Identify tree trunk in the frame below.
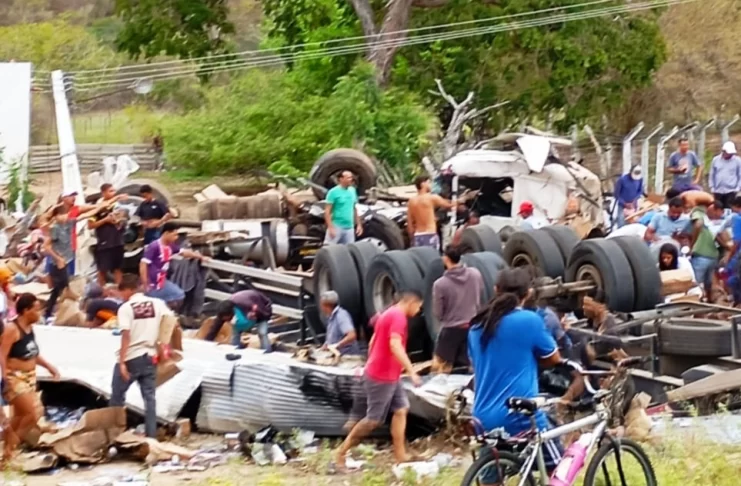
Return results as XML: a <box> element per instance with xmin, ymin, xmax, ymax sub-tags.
<box><xmin>368</xmin><ymin>0</ymin><xmax>415</xmax><ymax>85</ymax></box>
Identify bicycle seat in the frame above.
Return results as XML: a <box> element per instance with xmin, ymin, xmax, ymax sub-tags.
<box><xmin>507</xmin><ymin>397</ymin><xmax>539</xmax><ymax>415</ymax></box>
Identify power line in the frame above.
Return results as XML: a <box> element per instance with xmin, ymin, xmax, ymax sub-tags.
<box><xmin>56</xmin><ymin>0</ymin><xmax>692</xmax><ymax>92</ymax></box>
<box><xmin>34</xmin><ymin>0</ymin><xmax>619</xmax><ymax>78</ymax></box>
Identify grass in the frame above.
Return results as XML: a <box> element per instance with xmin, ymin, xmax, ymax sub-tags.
<box><xmin>71</xmin><ymin>106</ymin><xmax>164</xmax><ymax>144</ymax></box>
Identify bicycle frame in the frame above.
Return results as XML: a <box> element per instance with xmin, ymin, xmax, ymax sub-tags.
<box><xmin>514</xmin><ymin>407</ymin><xmax>609</xmax><ymax>486</ymax></box>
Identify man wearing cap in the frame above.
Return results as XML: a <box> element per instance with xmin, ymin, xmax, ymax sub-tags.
<box><xmin>518</xmin><ymin>201</ymin><xmax>548</xmax><ymax>230</ymax></box>
<box><xmin>614</xmin><ymin>165</ymin><xmax>644</xmax><ymax>228</ymax></box>
<box><xmin>709</xmin><ymin>141</ymin><xmax>741</xmax><ymax>209</ymax></box>
<box><xmin>320</xmin><ymin>291</ymin><xmax>359</xmax><ymax>355</ymax></box>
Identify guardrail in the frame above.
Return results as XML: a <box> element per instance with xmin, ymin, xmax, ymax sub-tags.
<box><xmin>29</xmin><ymin>144</ymin><xmax>158</xmax><ymax>174</ymax></box>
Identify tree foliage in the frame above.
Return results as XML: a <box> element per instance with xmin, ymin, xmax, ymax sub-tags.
<box><xmin>114</xmin><ymin>0</ymin><xmax>235</xmax><ymax>60</ymax></box>
<box><xmin>263</xmin><ymin>0</ymin><xmax>667</xmax><ymax>130</ymax></box>
<box><xmin>162</xmin><ymin>63</ymin><xmax>435</xmax><ymax>176</ymax></box>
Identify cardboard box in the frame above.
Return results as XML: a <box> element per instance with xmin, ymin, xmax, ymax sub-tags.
<box><xmin>660</xmin><ymin>269</ymin><xmax>695</xmax><ymax>296</ymax></box>
<box><xmin>156</xmin><ymin>350</ymin><xmax>183</xmax><ymax>387</ymax></box>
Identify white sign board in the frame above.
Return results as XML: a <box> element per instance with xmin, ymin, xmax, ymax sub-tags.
<box><xmin>0</xmin><ymin>63</ymin><xmax>32</xmax><ymax>184</ymax></box>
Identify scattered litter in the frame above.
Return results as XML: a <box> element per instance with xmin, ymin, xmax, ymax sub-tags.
<box><xmin>392</xmin><ymin>453</ymin><xmax>458</xmax><ymax>481</ymax></box>
<box><xmin>45</xmin><ymin>406</ymin><xmax>87</xmax><ymax>429</ymax></box>
<box><xmin>345</xmin><ymin>458</ymin><xmax>365</xmax><ymax>470</ymax></box>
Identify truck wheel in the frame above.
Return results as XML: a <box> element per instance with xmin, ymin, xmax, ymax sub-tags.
<box><xmin>503</xmin><ymin>230</ymin><xmax>564</xmax><ymax>278</ymax></box>
<box><xmin>541</xmin><ymin>226</ymin><xmax>580</xmax><ymax>267</ymax></box>
<box><xmin>309</xmin><ymin>149</ymin><xmax>377</xmax><ymax>199</ymax></box>
<box><xmin>459</xmin><ymin>225</ymin><xmax>503</xmax><ymax>256</ymax></box>
<box><xmin>642</xmin><ymin>319</ymin><xmax>734</xmax><ymax>356</ymax></box>
<box><xmin>566</xmin><ymin>239</ymin><xmax>635</xmax><ymax>313</ymax></box>
<box><xmin>364</xmin><ymin>251</ymin><xmax>424</xmax><ymax>319</ymax></box>
<box><xmin>407</xmin><ymin>247</ymin><xmax>442</xmax><ymax>275</ymax></box>
<box><xmin>422</xmin><ymin>258</ymin><xmax>446</xmax><ymax>341</ymax></box>
<box><xmin>361</xmin><ymin>214</ymin><xmax>405</xmax><ymax>251</ymax></box>
<box><xmin>611</xmin><ymin>236</ymin><xmax>662</xmax><ymax>311</ymax></box>
<box><xmin>462</xmin><ymin>252</ymin><xmax>508</xmax><ymax>304</ymax></box>
<box><xmin>348</xmin><ymin>241</ymin><xmax>383</xmax><ymax>324</ymax></box>
<box><xmin>498</xmin><ymin>225</ymin><xmax>517</xmax><ymax>245</ymax></box>
<box><xmin>314</xmin><ymin>245</ymin><xmax>363</xmax><ymax>327</ymax></box>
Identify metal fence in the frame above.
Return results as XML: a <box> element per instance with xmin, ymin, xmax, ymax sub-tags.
<box><xmin>29</xmin><ymin>144</ymin><xmax>158</xmax><ymax>174</ymax></box>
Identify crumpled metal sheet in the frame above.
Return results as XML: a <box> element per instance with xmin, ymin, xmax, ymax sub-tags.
<box><xmin>196</xmin><ymin>349</ymin><xmax>468</xmax><ymax>435</ymax></box>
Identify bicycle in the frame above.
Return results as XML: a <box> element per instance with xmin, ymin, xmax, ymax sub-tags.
<box><xmin>459</xmin><ymin>356</ymin><xmax>657</xmax><ymax>486</ymax></box>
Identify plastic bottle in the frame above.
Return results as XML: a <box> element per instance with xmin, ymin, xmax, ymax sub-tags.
<box><xmin>549</xmin><ymin>432</ymin><xmax>593</xmax><ymax>486</ymax></box>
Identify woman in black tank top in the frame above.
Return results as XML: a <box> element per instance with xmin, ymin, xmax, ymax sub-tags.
<box><xmin>0</xmin><ymin>294</ymin><xmax>59</xmax><ymax>462</ymax></box>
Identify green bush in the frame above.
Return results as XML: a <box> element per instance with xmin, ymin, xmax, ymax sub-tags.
<box><xmin>162</xmin><ymin>63</ymin><xmax>435</xmax><ymax>177</ymax></box>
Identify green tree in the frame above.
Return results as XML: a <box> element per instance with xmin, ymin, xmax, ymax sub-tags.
<box><xmin>162</xmin><ymin>63</ymin><xmax>435</xmax><ymax>176</ymax></box>
<box><xmin>263</xmin><ymin>0</ymin><xmax>666</xmax><ymax>130</ymax></box>
<box><xmin>114</xmin><ymin>0</ymin><xmax>235</xmax><ymax>60</ymax></box>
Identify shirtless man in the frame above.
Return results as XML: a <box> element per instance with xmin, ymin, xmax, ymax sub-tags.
<box><xmin>407</xmin><ymin>175</ymin><xmax>465</xmax><ymax>249</ymax></box>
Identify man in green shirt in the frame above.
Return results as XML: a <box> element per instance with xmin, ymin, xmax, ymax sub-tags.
<box><xmin>324</xmin><ymin>171</ymin><xmax>363</xmax><ymax>245</ymax></box>
<box><xmin>690</xmin><ymin>203</ymin><xmax>720</xmax><ymax>301</ymax></box>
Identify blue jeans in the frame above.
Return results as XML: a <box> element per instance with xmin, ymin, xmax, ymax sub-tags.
<box><xmin>691</xmin><ymin>255</ymin><xmax>716</xmax><ymax>290</ymax></box>
<box><xmin>145</xmin><ymin>280</ymin><xmax>185</xmax><ymax>303</ymax></box>
<box><xmin>110</xmin><ymin>354</ymin><xmax>156</xmax><ymax>438</ymax></box>
<box><xmin>232</xmin><ymin>320</ymin><xmax>272</xmax><ymax>352</ymax></box>
<box><xmin>143</xmin><ymin>228</ymin><xmax>162</xmax><ymax>245</ymax></box>
<box><xmin>324</xmin><ymin>228</ymin><xmax>355</xmax><ymax>245</ymax></box>
<box><xmin>46</xmin><ymin>257</ymin><xmax>75</xmax><ymax>276</ymax></box>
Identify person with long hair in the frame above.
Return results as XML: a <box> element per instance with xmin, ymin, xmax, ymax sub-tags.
<box><xmin>467</xmin><ymin>268</ymin><xmax>563</xmax><ymax>484</ymax></box>
<box><xmin>0</xmin><ymin>293</ymin><xmax>59</xmax><ymax>461</ymax></box>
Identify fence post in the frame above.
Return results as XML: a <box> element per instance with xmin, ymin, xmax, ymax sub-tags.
<box><xmin>722</xmin><ymin>114</ymin><xmax>740</xmax><ymax>144</ymax></box>
<box><xmin>641</xmin><ymin>123</ymin><xmax>663</xmax><ymax>193</ymax></box>
<box><xmin>697</xmin><ymin>118</ymin><xmax>716</xmax><ymax>168</ymax></box>
<box><xmin>622</xmin><ymin>122</ymin><xmax>644</xmax><ymax>175</ymax></box>
<box><xmin>655</xmin><ymin>126</ymin><xmax>680</xmax><ymax>195</ymax></box>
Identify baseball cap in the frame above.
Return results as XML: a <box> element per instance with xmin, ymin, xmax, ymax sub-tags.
<box><xmin>723</xmin><ymin>141</ymin><xmax>737</xmax><ymax>155</ymax></box>
<box><xmin>62</xmin><ymin>189</ymin><xmax>78</xmax><ymax>198</ymax></box>
<box><xmin>518</xmin><ymin>201</ymin><xmax>534</xmax><ymax>215</ymax></box>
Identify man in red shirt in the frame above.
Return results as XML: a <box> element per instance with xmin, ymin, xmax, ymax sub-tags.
<box><xmin>333</xmin><ymin>291</ymin><xmax>423</xmax><ymax>469</ymax></box>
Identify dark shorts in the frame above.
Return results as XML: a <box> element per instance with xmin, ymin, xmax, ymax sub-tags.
<box><xmin>434</xmin><ymin>326</ymin><xmax>470</xmax><ymax>369</ymax></box>
<box><xmin>350</xmin><ymin>375</ymin><xmax>409</xmax><ymax>423</ymax></box>
<box><xmin>413</xmin><ymin>233</ymin><xmax>440</xmax><ymax>250</ymax></box>
<box><xmin>714</xmin><ymin>192</ymin><xmax>736</xmax><ymax>209</ymax></box>
<box><xmin>478</xmin><ymin>432</ymin><xmax>563</xmax><ymax>483</ymax></box>
<box><xmin>95</xmin><ymin>246</ymin><xmax>124</xmax><ymax>273</ymax></box>
<box><xmin>46</xmin><ymin>257</ymin><xmax>75</xmax><ymax>276</ymax></box>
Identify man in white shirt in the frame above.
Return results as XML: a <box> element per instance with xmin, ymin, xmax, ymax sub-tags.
<box><xmin>110</xmin><ymin>274</ymin><xmax>172</xmax><ymax>438</ymax></box>
<box><xmin>517</xmin><ymin>201</ymin><xmax>548</xmax><ymax>230</ymax></box>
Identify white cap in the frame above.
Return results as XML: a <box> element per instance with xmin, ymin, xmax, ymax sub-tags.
<box><xmin>62</xmin><ymin>189</ymin><xmax>78</xmax><ymax>197</ymax></box>
<box><xmin>723</xmin><ymin>141</ymin><xmax>737</xmax><ymax>155</ymax></box>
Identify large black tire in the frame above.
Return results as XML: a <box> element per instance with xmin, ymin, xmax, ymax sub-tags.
<box><xmin>611</xmin><ymin>236</ymin><xmax>662</xmax><ymax>311</ymax></box>
<box><xmin>364</xmin><ymin>251</ymin><xmax>424</xmax><ymax>319</ymax></box>
<box><xmin>460</xmin><ymin>449</ymin><xmax>535</xmax><ymax>486</ymax></box>
<box><xmin>566</xmin><ymin>239</ymin><xmax>635</xmax><ymax>313</ymax></box>
<box><xmin>503</xmin><ymin>230</ymin><xmax>565</xmax><ymax>278</ymax></box>
<box><xmin>117</xmin><ymin>178</ymin><xmax>174</xmax><ymax>206</ymax></box>
<box><xmin>313</xmin><ymin>245</ymin><xmax>363</xmax><ymax>327</ymax></box>
<box><xmin>541</xmin><ymin>226</ymin><xmax>580</xmax><ymax>266</ymax></box>
<box><xmin>360</xmin><ymin>214</ymin><xmax>406</xmax><ymax>251</ymax></box>
<box><xmin>458</xmin><ymin>225</ymin><xmax>503</xmax><ymax>256</ymax></box>
<box><xmin>422</xmin><ymin>258</ymin><xmax>446</xmax><ymax>341</ymax></box>
<box><xmin>309</xmin><ymin>149</ymin><xmax>377</xmax><ymax>199</ymax></box>
<box><xmin>407</xmin><ymin>247</ymin><xmax>442</xmax><ymax>276</ymax></box>
<box><xmin>642</xmin><ymin>319</ymin><xmax>734</xmax><ymax>356</ymax></box>
<box><xmin>498</xmin><ymin>225</ymin><xmax>517</xmax><ymax>245</ymax></box>
<box><xmin>583</xmin><ymin>438</ymin><xmax>657</xmax><ymax>486</ymax></box>
<box><xmin>348</xmin><ymin>241</ymin><xmax>383</xmax><ymax>325</ymax></box>
<box><xmin>462</xmin><ymin>252</ymin><xmax>508</xmax><ymax>304</ymax></box>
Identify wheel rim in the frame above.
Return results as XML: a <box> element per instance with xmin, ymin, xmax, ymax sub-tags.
<box><xmin>372</xmin><ymin>272</ymin><xmax>396</xmax><ymax>313</ymax></box>
<box><xmin>511</xmin><ymin>252</ymin><xmax>535</xmax><ymax>268</ymax></box>
<box><xmin>317</xmin><ymin>266</ymin><xmax>331</xmax><ymax>296</ymax></box>
<box><xmin>361</xmin><ymin>237</ymin><xmax>388</xmax><ymax>252</ymax></box>
<box><xmin>575</xmin><ymin>263</ymin><xmax>604</xmax><ymax>290</ymax></box>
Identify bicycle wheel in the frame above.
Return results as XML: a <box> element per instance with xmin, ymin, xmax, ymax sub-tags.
<box><xmin>460</xmin><ymin>448</ymin><xmax>536</xmax><ymax>486</ymax></box>
<box><xmin>583</xmin><ymin>438</ymin><xmax>657</xmax><ymax>486</ymax></box>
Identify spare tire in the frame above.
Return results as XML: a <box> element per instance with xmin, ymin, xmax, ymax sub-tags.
<box><xmin>541</xmin><ymin>226</ymin><xmax>580</xmax><ymax>266</ymax></box>
<box><xmin>361</xmin><ymin>214</ymin><xmax>405</xmax><ymax>251</ymax></box>
<box><xmin>309</xmin><ymin>149</ymin><xmax>377</xmax><ymax>199</ymax></box>
<box><xmin>611</xmin><ymin>236</ymin><xmax>662</xmax><ymax>311</ymax></box>
<box><xmin>566</xmin><ymin>239</ymin><xmax>635</xmax><ymax>313</ymax></box>
<box><xmin>364</xmin><ymin>251</ymin><xmax>424</xmax><ymax>319</ymax></box>
<box><xmin>313</xmin><ymin>245</ymin><xmax>363</xmax><ymax>327</ymax></box>
<box><xmin>459</xmin><ymin>225</ymin><xmax>503</xmax><ymax>256</ymax></box>
<box><xmin>642</xmin><ymin>319</ymin><xmax>734</xmax><ymax>356</ymax></box>
<box><xmin>503</xmin><ymin>230</ymin><xmax>564</xmax><ymax>278</ymax></box>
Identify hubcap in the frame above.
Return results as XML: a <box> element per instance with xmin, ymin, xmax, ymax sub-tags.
<box><xmin>372</xmin><ymin>272</ymin><xmax>396</xmax><ymax>313</ymax></box>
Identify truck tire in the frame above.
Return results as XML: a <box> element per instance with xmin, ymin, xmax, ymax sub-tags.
<box><xmin>498</xmin><ymin>225</ymin><xmax>517</xmax><ymax>245</ymax></box>
<box><xmin>407</xmin><ymin>247</ymin><xmax>442</xmax><ymax>276</ymax></box>
<box><xmin>361</xmin><ymin>214</ymin><xmax>405</xmax><ymax>251</ymax></box>
<box><xmin>462</xmin><ymin>252</ymin><xmax>508</xmax><ymax>304</ymax></box>
<box><xmin>422</xmin><ymin>259</ymin><xmax>446</xmax><ymax>341</ymax></box>
<box><xmin>458</xmin><ymin>225</ymin><xmax>503</xmax><ymax>256</ymax></box>
<box><xmin>566</xmin><ymin>239</ymin><xmax>635</xmax><ymax>313</ymax></box>
<box><xmin>642</xmin><ymin>319</ymin><xmax>734</xmax><ymax>356</ymax></box>
<box><xmin>313</xmin><ymin>245</ymin><xmax>363</xmax><ymax>327</ymax></box>
<box><xmin>309</xmin><ymin>149</ymin><xmax>377</xmax><ymax>199</ymax></box>
<box><xmin>364</xmin><ymin>251</ymin><xmax>424</xmax><ymax>319</ymax></box>
<box><xmin>611</xmin><ymin>236</ymin><xmax>662</xmax><ymax>311</ymax></box>
<box><xmin>541</xmin><ymin>226</ymin><xmax>580</xmax><ymax>266</ymax></box>
<box><xmin>118</xmin><ymin>179</ymin><xmax>174</xmax><ymax>206</ymax></box>
<box><xmin>348</xmin><ymin>241</ymin><xmax>383</xmax><ymax>323</ymax></box>
<box><xmin>503</xmin><ymin>230</ymin><xmax>564</xmax><ymax>278</ymax></box>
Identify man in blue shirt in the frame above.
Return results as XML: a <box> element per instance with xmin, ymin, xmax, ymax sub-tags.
<box><xmin>324</xmin><ymin>171</ymin><xmax>363</xmax><ymax>245</ymax></box>
<box><xmin>643</xmin><ymin>197</ymin><xmax>690</xmax><ymax>243</ymax></box>
<box><xmin>320</xmin><ymin>291</ymin><xmax>359</xmax><ymax>355</ymax></box>
<box><xmin>667</xmin><ymin>137</ymin><xmax>703</xmax><ymax>192</ymax></box>
<box><xmin>724</xmin><ymin>197</ymin><xmax>741</xmax><ymax>304</ymax></box>
<box><xmin>468</xmin><ymin>268</ymin><xmax>563</xmax><ymax>483</ymax></box>
<box><xmin>613</xmin><ymin>165</ymin><xmax>644</xmax><ymax>228</ymax></box>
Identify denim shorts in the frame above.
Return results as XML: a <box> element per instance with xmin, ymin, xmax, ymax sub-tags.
<box><xmin>324</xmin><ymin>228</ymin><xmax>355</xmax><ymax>245</ymax></box>
<box><xmin>691</xmin><ymin>255</ymin><xmax>716</xmax><ymax>288</ymax></box>
<box><xmin>145</xmin><ymin>280</ymin><xmax>185</xmax><ymax>303</ymax></box>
